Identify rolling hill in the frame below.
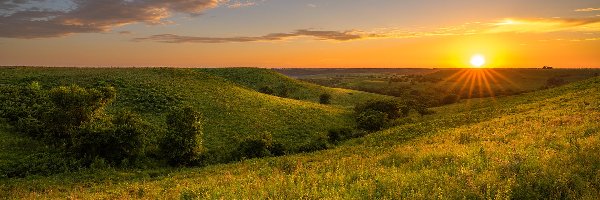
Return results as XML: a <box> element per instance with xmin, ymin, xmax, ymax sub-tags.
<box><xmin>1</xmin><ymin>70</ymin><xmax>598</xmax><ymax>199</ymax></box>
<box><xmin>0</xmin><ymin>67</ymin><xmax>387</xmax><ymax>163</ymax></box>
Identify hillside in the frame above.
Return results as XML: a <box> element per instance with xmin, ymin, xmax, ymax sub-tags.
<box><xmin>0</xmin><ymin>67</ymin><xmax>386</xmax><ymax>162</ymax></box>
<box><xmin>198</xmin><ymin>68</ymin><xmax>389</xmax><ymax>107</ymax></box>
<box><xmin>2</xmin><ymin>73</ymin><xmax>598</xmax><ymax>198</ymax></box>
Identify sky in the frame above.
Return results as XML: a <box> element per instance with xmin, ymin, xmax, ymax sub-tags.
<box><xmin>0</xmin><ymin>0</ymin><xmax>599</xmax><ymax>68</ymax></box>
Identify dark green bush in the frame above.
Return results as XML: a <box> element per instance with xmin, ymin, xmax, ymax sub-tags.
<box><xmin>258</xmin><ymin>86</ymin><xmax>275</xmax><ymax>95</ymax></box>
<box><xmin>319</xmin><ymin>93</ymin><xmax>332</xmax><ymax>104</ymax></box>
<box><xmin>440</xmin><ymin>93</ymin><xmax>460</xmax><ymax>105</ymax></box>
<box><xmin>160</xmin><ymin>106</ymin><xmax>204</xmax><ymax>166</ymax></box>
<box><xmin>298</xmin><ymin>134</ymin><xmax>329</xmax><ymax>153</ymax></box>
<box><xmin>0</xmin><ymin>152</ymin><xmax>82</xmax><ymax>178</ymax></box>
<box><xmin>75</xmin><ymin>111</ymin><xmax>150</xmax><ymax>165</ymax></box>
<box><xmin>355</xmin><ymin>100</ymin><xmax>403</xmax><ymax>119</ymax></box>
<box><xmin>235</xmin><ymin>134</ymin><xmax>286</xmax><ymax>160</ymax></box>
<box><xmin>356</xmin><ymin>110</ymin><xmax>388</xmax><ymax>131</ymax></box>
<box><xmin>327</xmin><ymin>127</ymin><xmax>355</xmax><ymax>144</ymax></box>
<box><xmin>46</xmin><ymin>85</ymin><xmax>116</xmax><ymax>147</ymax></box>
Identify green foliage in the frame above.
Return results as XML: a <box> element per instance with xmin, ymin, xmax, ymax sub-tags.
<box><xmin>356</xmin><ymin>110</ymin><xmax>388</xmax><ymax>131</ymax></box>
<box><xmin>327</xmin><ymin>127</ymin><xmax>357</xmax><ymax>144</ymax></box>
<box><xmin>440</xmin><ymin>93</ymin><xmax>460</xmax><ymax>105</ymax></box>
<box><xmin>45</xmin><ymin>85</ymin><xmax>116</xmax><ymax>146</ymax></box>
<box><xmin>75</xmin><ymin>111</ymin><xmax>150</xmax><ymax>165</ymax></box>
<box><xmin>235</xmin><ymin>134</ymin><xmax>287</xmax><ymax>160</ymax></box>
<box><xmin>258</xmin><ymin>85</ymin><xmax>275</xmax><ymax>95</ymax></box>
<box><xmin>160</xmin><ymin>106</ymin><xmax>204</xmax><ymax>166</ymax></box>
<box><xmin>319</xmin><ymin>93</ymin><xmax>331</xmax><ymax>104</ymax></box>
<box><xmin>545</xmin><ymin>77</ymin><xmax>566</xmax><ymax>88</ymax></box>
<box><xmin>355</xmin><ymin>100</ymin><xmax>403</xmax><ymax>119</ymax></box>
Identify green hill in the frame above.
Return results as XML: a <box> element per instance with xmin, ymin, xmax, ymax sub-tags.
<box><xmin>1</xmin><ymin>69</ymin><xmax>599</xmax><ymax>199</ymax></box>
<box><xmin>0</xmin><ymin>67</ymin><xmax>386</xmax><ymax>162</ymax></box>
<box><xmin>198</xmin><ymin>68</ymin><xmax>387</xmax><ymax>107</ymax></box>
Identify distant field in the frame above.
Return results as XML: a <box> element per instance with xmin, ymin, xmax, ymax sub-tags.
<box><xmin>1</xmin><ymin>72</ymin><xmax>598</xmax><ymax>199</ymax></box>
<box><xmin>298</xmin><ymin>68</ymin><xmax>600</xmax><ymax>104</ymax></box>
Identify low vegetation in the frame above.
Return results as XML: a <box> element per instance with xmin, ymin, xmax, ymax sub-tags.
<box><xmin>0</xmin><ymin>67</ymin><xmax>599</xmax><ymax>199</ymax></box>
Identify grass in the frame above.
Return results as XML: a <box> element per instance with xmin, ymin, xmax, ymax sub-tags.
<box><xmin>0</xmin><ymin>67</ymin><xmax>387</xmax><ymax>162</ymax></box>
<box><xmin>1</xmin><ymin>70</ymin><xmax>598</xmax><ymax>199</ymax></box>
<box><xmin>301</xmin><ymin>68</ymin><xmax>600</xmax><ymax>99</ymax></box>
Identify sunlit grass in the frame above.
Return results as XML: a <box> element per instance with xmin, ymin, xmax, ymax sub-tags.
<box><xmin>1</xmin><ymin>73</ymin><xmax>598</xmax><ymax>199</ymax></box>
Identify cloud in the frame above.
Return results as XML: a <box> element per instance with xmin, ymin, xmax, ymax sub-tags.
<box><xmin>133</xmin><ymin>17</ymin><xmax>600</xmax><ymax>44</ymax></box>
<box><xmin>133</xmin><ymin>29</ymin><xmax>371</xmax><ymax>43</ymax></box>
<box><xmin>226</xmin><ymin>0</ymin><xmax>256</xmax><ymax>8</ymax></box>
<box><xmin>575</xmin><ymin>8</ymin><xmax>600</xmax><ymax>12</ymax></box>
<box><xmin>0</xmin><ymin>0</ymin><xmax>224</xmax><ymax>38</ymax></box>
<box><xmin>486</xmin><ymin>18</ymin><xmax>600</xmax><ymax>33</ymax></box>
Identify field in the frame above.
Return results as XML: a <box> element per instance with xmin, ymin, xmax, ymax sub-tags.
<box><xmin>296</xmin><ymin>68</ymin><xmax>600</xmax><ymax>103</ymax></box>
<box><xmin>0</xmin><ymin>67</ymin><xmax>599</xmax><ymax>199</ymax></box>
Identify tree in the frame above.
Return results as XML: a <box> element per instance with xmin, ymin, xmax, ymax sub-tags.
<box><xmin>356</xmin><ymin>110</ymin><xmax>388</xmax><ymax>131</ymax></box>
<box><xmin>355</xmin><ymin>100</ymin><xmax>403</xmax><ymax>119</ymax></box>
<box><xmin>258</xmin><ymin>86</ymin><xmax>275</xmax><ymax>95</ymax></box>
<box><xmin>160</xmin><ymin>106</ymin><xmax>204</xmax><ymax>166</ymax></box>
<box><xmin>319</xmin><ymin>93</ymin><xmax>331</xmax><ymax>104</ymax></box>
<box><xmin>440</xmin><ymin>93</ymin><xmax>460</xmax><ymax>105</ymax></box>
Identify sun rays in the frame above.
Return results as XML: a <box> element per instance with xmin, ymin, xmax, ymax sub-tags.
<box><xmin>439</xmin><ymin>69</ymin><xmax>521</xmax><ymax>100</ymax></box>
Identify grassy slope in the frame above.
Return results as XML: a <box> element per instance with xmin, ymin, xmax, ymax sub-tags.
<box><xmin>199</xmin><ymin>68</ymin><xmax>388</xmax><ymax>107</ymax></box>
<box><xmin>0</xmin><ymin>68</ymin><xmax>385</xmax><ymax>159</ymax></box>
<box><xmin>2</xmin><ymin>75</ymin><xmax>599</xmax><ymax>198</ymax></box>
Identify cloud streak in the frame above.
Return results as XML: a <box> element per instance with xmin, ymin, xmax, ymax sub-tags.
<box><xmin>134</xmin><ymin>17</ymin><xmax>600</xmax><ymax>44</ymax></box>
<box><xmin>133</xmin><ymin>29</ymin><xmax>372</xmax><ymax>43</ymax></box>
<box><xmin>575</xmin><ymin>8</ymin><xmax>600</xmax><ymax>12</ymax></box>
<box><xmin>0</xmin><ymin>0</ymin><xmax>235</xmax><ymax>38</ymax></box>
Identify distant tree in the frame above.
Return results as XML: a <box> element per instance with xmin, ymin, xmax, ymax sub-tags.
<box><xmin>355</xmin><ymin>100</ymin><xmax>403</xmax><ymax>119</ymax></box>
<box><xmin>258</xmin><ymin>86</ymin><xmax>275</xmax><ymax>95</ymax></box>
<box><xmin>356</xmin><ymin>110</ymin><xmax>388</xmax><ymax>131</ymax></box>
<box><xmin>440</xmin><ymin>94</ymin><xmax>461</xmax><ymax>105</ymax></box>
<box><xmin>319</xmin><ymin>93</ymin><xmax>331</xmax><ymax>104</ymax></box>
<box><xmin>545</xmin><ymin>77</ymin><xmax>565</xmax><ymax>88</ymax></box>
<box><xmin>160</xmin><ymin>106</ymin><xmax>204</xmax><ymax>166</ymax></box>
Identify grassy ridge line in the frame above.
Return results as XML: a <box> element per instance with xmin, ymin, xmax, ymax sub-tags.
<box><xmin>2</xmin><ymin>77</ymin><xmax>598</xmax><ymax>198</ymax></box>
<box><xmin>198</xmin><ymin>68</ymin><xmax>391</xmax><ymax>107</ymax></box>
<box><xmin>0</xmin><ymin>67</ymin><xmax>364</xmax><ymax>160</ymax></box>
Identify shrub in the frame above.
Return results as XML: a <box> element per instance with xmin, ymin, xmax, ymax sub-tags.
<box><xmin>160</xmin><ymin>106</ymin><xmax>204</xmax><ymax>166</ymax></box>
<box><xmin>235</xmin><ymin>134</ymin><xmax>286</xmax><ymax>160</ymax></box>
<box><xmin>319</xmin><ymin>93</ymin><xmax>332</xmax><ymax>104</ymax></box>
<box><xmin>46</xmin><ymin>85</ymin><xmax>116</xmax><ymax>146</ymax></box>
<box><xmin>355</xmin><ymin>100</ymin><xmax>403</xmax><ymax>120</ymax></box>
<box><xmin>545</xmin><ymin>77</ymin><xmax>565</xmax><ymax>88</ymax></box>
<box><xmin>327</xmin><ymin>127</ymin><xmax>354</xmax><ymax>144</ymax></box>
<box><xmin>75</xmin><ymin>111</ymin><xmax>150</xmax><ymax>165</ymax></box>
<box><xmin>356</xmin><ymin>110</ymin><xmax>388</xmax><ymax>131</ymax></box>
<box><xmin>440</xmin><ymin>93</ymin><xmax>460</xmax><ymax>105</ymax></box>
<box><xmin>258</xmin><ymin>86</ymin><xmax>275</xmax><ymax>95</ymax></box>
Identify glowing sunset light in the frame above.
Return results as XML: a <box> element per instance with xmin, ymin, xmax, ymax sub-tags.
<box><xmin>470</xmin><ymin>54</ymin><xmax>486</xmax><ymax>68</ymax></box>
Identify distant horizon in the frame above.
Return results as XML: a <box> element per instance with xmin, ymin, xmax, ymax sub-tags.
<box><xmin>1</xmin><ymin>66</ymin><xmax>599</xmax><ymax>69</ymax></box>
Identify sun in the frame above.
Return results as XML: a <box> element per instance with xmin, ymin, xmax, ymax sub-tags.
<box><xmin>470</xmin><ymin>54</ymin><xmax>486</xmax><ymax>68</ymax></box>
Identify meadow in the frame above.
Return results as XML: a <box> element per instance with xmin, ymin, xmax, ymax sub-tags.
<box><xmin>298</xmin><ymin>68</ymin><xmax>600</xmax><ymax>105</ymax></box>
<box><xmin>0</xmin><ymin>67</ymin><xmax>599</xmax><ymax>199</ymax></box>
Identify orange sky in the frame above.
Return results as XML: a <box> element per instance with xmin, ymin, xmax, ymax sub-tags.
<box><xmin>1</xmin><ymin>1</ymin><xmax>599</xmax><ymax>68</ymax></box>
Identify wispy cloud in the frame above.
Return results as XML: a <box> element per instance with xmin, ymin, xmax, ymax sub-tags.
<box><xmin>575</xmin><ymin>8</ymin><xmax>600</xmax><ymax>12</ymax></box>
<box><xmin>487</xmin><ymin>18</ymin><xmax>600</xmax><ymax>33</ymax></box>
<box><xmin>225</xmin><ymin>0</ymin><xmax>258</xmax><ymax>8</ymax></box>
<box><xmin>133</xmin><ymin>29</ymin><xmax>373</xmax><ymax>43</ymax></box>
<box><xmin>134</xmin><ymin>17</ymin><xmax>600</xmax><ymax>44</ymax></box>
<box><xmin>0</xmin><ymin>0</ymin><xmax>261</xmax><ymax>38</ymax></box>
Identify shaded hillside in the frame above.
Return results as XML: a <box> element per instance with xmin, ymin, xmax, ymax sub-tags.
<box><xmin>0</xmin><ymin>67</ymin><xmax>385</xmax><ymax>161</ymax></box>
<box><xmin>199</xmin><ymin>68</ymin><xmax>391</xmax><ymax>107</ymax></box>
